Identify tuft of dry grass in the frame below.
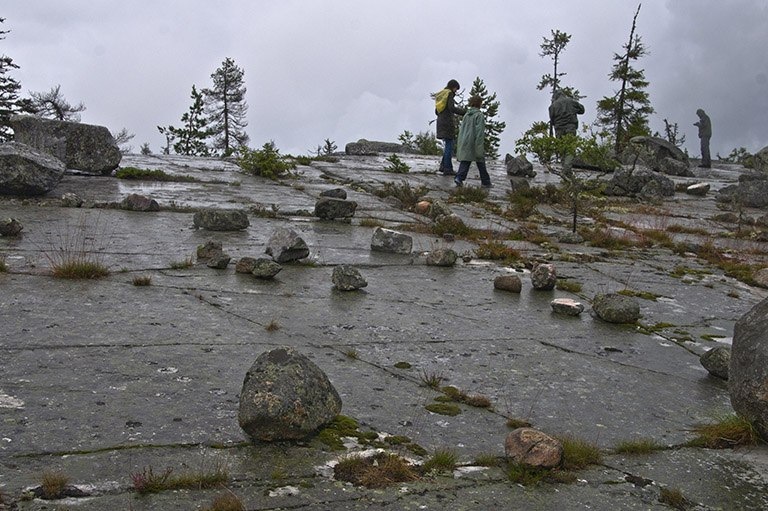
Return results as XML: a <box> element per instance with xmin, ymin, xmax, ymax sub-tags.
<box><xmin>558</xmin><ymin>435</ymin><xmax>603</xmax><ymax>470</ymax></box>
<box><xmin>506</xmin><ymin>417</ymin><xmax>532</xmax><ymax>429</ymax></box>
<box><xmin>686</xmin><ymin>414</ymin><xmax>761</xmax><ymax>449</ymax></box>
<box><xmin>420</xmin><ymin>370</ymin><xmax>445</xmax><ymax>389</ymax></box>
<box><xmin>659</xmin><ymin>487</ymin><xmax>693</xmax><ymax>510</ymax></box>
<box><xmin>204</xmin><ymin>491</ymin><xmax>246</xmax><ymax>511</ymax></box>
<box><xmin>613</xmin><ymin>438</ymin><xmax>665</xmax><ymax>455</ymax></box>
<box><xmin>265</xmin><ymin>319</ymin><xmax>281</xmax><ymax>332</ymax></box>
<box><xmin>170</xmin><ymin>257</ymin><xmax>195</xmax><ymax>269</ymax></box>
<box><xmin>43</xmin><ymin>214</ymin><xmax>111</xmax><ymax>279</ymax></box>
<box><xmin>132</xmin><ymin>275</ymin><xmax>152</xmax><ymax>286</ymax></box>
<box><xmin>40</xmin><ymin>471</ymin><xmax>69</xmax><ymax>499</ymax></box>
<box><xmin>334</xmin><ymin>452</ymin><xmax>419</xmax><ymax>488</ymax></box>
<box><xmin>422</xmin><ymin>449</ymin><xmax>458</xmax><ymax>474</ymax></box>
<box><xmin>131</xmin><ymin>464</ymin><xmax>228</xmax><ymax>495</ymax></box>
<box><xmin>475</xmin><ymin>240</ymin><xmax>521</xmax><ymax>264</ymax></box>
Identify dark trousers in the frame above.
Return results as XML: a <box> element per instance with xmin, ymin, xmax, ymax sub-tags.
<box><xmin>456</xmin><ymin>160</ymin><xmax>491</xmax><ymax>186</ymax></box>
<box><xmin>700</xmin><ymin>136</ymin><xmax>711</xmax><ymax>167</ymax></box>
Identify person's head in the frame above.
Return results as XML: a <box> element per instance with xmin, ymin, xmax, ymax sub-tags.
<box><xmin>446</xmin><ymin>79</ymin><xmax>460</xmax><ymax>91</ymax></box>
<box><xmin>552</xmin><ymin>90</ymin><xmax>565</xmax><ymax>101</ymax></box>
<box><xmin>696</xmin><ymin>108</ymin><xmax>706</xmax><ymax>117</ymax></box>
<box><xmin>468</xmin><ymin>95</ymin><xmax>483</xmax><ymax>108</ymax></box>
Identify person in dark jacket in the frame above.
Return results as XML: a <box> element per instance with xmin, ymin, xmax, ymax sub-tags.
<box><xmin>549</xmin><ymin>90</ymin><xmax>584</xmax><ymax>137</ymax></box>
<box><xmin>694</xmin><ymin>109</ymin><xmax>712</xmax><ymax>168</ymax></box>
<box><xmin>434</xmin><ymin>79</ymin><xmax>466</xmax><ymax>175</ymax></box>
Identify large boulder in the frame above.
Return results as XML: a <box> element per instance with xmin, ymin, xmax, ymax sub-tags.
<box><xmin>425</xmin><ymin>248</ymin><xmax>458</xmax><ymax>267</ymax></box>
<box><xmin>603</xmin><ymin>167</ymin><xmax>675</xmax><ymax>199</ymax></box>
<box><xmin>730</xmin><ymin>297</ymin><xmax>768</xmax><ymax>439</ymax></box>
<box><xmin>238</xmin><ymin>346</ymin><xmax>342</xmax><ymax>442</ymax></box>
<box><xmin>345</xmin><ymin>139</ymin><xmax>412</xmax><ymax>156</ymax></box>
<box><xmin>716</xmin><ymin>173</ymin><xmax>768</xmax><ymax>208</ymax></box>
<box><xmin>193</xmin><ymin>208</ymin><xmax>249</xmax><ymax>231</ymax></box>
<box><xmin>9</xmin><ymin>115</ymin><xmax>121</xmax><ymax>174</ymax></box>
<box><xmin>265</xmin><ymin>227</ymin><xmax>310</xmax><ymax>262</ymax></box>
<box><xmin>753</xmin><ymin>145</ymin><xmax>768</xmax><ymax>173</ymax></box>
<box><xmin>591</xmin><ymin>293</ymin><xmax>641</xmax><ymax>324</ymax></box>
<box><xmin>504</xmin><ymin>153</ymin><xmax>536</xmax><ymax>178</ymax></box>
<box><xmin>0</xmin><ymin>141</ymin><xmax>65</xmax><ymax>196</ymax></box>
<box><xmin>624</xmin><ymin>136</ymin><xmax>689</xmax><ymax>171</ymax></box>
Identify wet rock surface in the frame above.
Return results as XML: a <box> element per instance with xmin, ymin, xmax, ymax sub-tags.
<box><xmin>1</xmin><ymin>152</ymin><xmax>767</xmax><ymax>509</ymax></box>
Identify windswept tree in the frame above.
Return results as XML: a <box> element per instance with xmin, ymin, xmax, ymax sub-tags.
<box><xmin>29</xmin><ymin>85</ymin><xmax>86</xmax><ymax>121</ymax></box>
<box><xmin>596</xmin><ymin>4</ymin><xmax>654</xmax><ymax>154</ymax></box>
<box><xmin>203</xmin><ymin>57</ymin><xmax>249</xmax><ymax>156</ymax></box>
<box><xmin>468</xmin><ymin>77</ymin><xmax>505</xmax><ymax>160</ymax></box>
<box><xmin>158</xmin><ymin>85</ymin><xmax>211</xmax><ymax>156</ymax></box>
<box><xmin>537</xmin><ymin>29</ymin><xmax>581</xmax><ymax>135</ymax></box>
<box><xmin>0</xmin><ymin>17</ymin><xmax>24</xmax><ymax>140</ymax></box>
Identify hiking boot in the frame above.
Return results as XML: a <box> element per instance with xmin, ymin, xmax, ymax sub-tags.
<box><xmin>454</xmin><ymin>179</ymin><xmax>462</xmax><ymax>187</ymax></box>
<box><xmin>481</xmin><ymin>183</ymin><xmax>493</xmax><ymax>188</ymax></box>
<box><xmin>441</xmin><ymin>170</ymin><xmax>456</xmax><ymax>176</ymax></box>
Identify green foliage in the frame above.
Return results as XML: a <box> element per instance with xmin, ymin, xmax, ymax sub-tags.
<box><xmin>559</xmin><ymin>436</ymin><xmax>603</xmax><ymax>470</ymax></box>
<box><xmin>374</xmin><ymin>180</ymin><xmax>428</xmax><ymax>209</ymax></box>
<box><xmin>719</xmin><ymin>147</ymin><xmax>754</xmax><ymax>168</ymax></box>
<box><xmin>237</xmin><ymin>141</ymin><xmax>296</xmax><ymax>179</ymax></box>
<box><xmin>115</xmin><ymin>167</ymin><xmax>200</xmax><ymax>182</ymax></box>
<box><xmin>425</xmin><ymin>402</ymin><xmax>462</xmax><ymax>416</ymax></box>
<box><xmin>383</xmin><ymin>153</ymin><xmax>410</xmax><ymax>173</ymax></box>
<box><xmin>596</xmin><ymin>5</ymin><xmax>654</xmax><ymax>153</ymax></box>
<box><xmin>398</xmin><ymin>130</ymin><xmax>443</xmax><ymax>155</ymax></box>
<box><xmin>140</xmin><ymin>142</ymin><xmax>152</xmax><ymax>155</ymax></box>
<box><xmin>556</xmin><ymin>279</ymin><xmax>583</xmax><ymax>293</ymax></box>
<box><xmin>158</xmin><ymin>85</ymin><xmax>212</xmax><ymax>156</ymax></box>
<box><xmin>613</xmin><ymin>438</ymin><xmax>665</xmax><ymax>454</ymax></box>
<box><xmin>468</xmin><ymin>77</ymin><xmax>506</xmax><ymax>160</ymax></box>
<box><xmin>515</xmin><ymin>123</ymin><xmax>618</xmax><ymax>171</ymax></box>
<box><xmin>655</xmin><ymin>118</ymin><xmax>686</xmax><ymax>147</ymax></box>
<box><xmin>29</xmin><ymin>84</ymin><xmax>86</xmax><ymax>122</ymax></box>
<box><xmin>422</xmin><ymin>449</ymin><xmax>458</xmax><ymax>474</ymax></box>
<box><xmin>313</xmin><ymin>138</ymin><xmax>338</xmax><ymax>156</ymax></box>
<box><xmin>203</xmin><ymin>57</ymin><xmax>249</xmax><ymax>156</ymax></box>
<box><xmin>686</xmin><ymin>414</ymin><xmax>761</xmax><ymax>449</ymax></box>
<box><xmin>450</xmin><ymin>186</ymin><xmax>488</xmax><ymax>204</ymax></box>
<box><xmin>0</xmin><ymin>18</ymin><xmax>23</xmax><ymax>141</ymax></box>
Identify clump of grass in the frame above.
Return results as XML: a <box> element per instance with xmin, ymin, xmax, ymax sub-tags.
<box><xmin>169</xmin><ymin>257</ymin><xmax>194</xmax><ymax>269</ymax></box>
<box><xmin>44</xmin><ymin>214</ymin><xmax>111</xmax><ymax>279</ymax></box>
<box><xmin>555</xmin><ymin>279</ymin><xmax>582</xmax><ymax>293</ymax></box>
<box><xmin>506</xmin><ymin>417</ymin><xmax>532</xmax><ymax>429</ymax></box>
<box><xmin>659</xmin><ymin>487</ymin><xmax>693</xmax><ymax>510</ymax></box>
<box><xmin>425</xmin><ymin>402</ymin><xmax>462</xmax><ymax>416</ymax></box>
<box><xmin>334</xmin><ymin>452</ymin><xmax>419</xmax><ymax>488</ymax></box>
<box><xmin>40</xmin><ymin>471</ymin><xmax>69</xmax><ymax>499</ymax></box>
<box><xmin>441</xmin><ymin>385</ymin><xmax>492</xmax><ymax>408</ymax></box>
<box><xmin>265</xmin><ymin>319</ymin><xmax>280</xmax><ymax>332</ymax></box>
<box><xmin>420</xmin><ymin>370</ymin><xmax>445</xmax><ymax>389</ymax></box>
<box><xmin>317</xmin><ymin>415</ymin><xmax>378</xmax><ymax>451</ymax></box>
<box><xmin>115</xmin><ymin>167</ymin><xmax>201</xmax><ymax>182</ymax></box>
<box><xmin>383</xmin><ymin>154</ymin><xmax>410</xmax><ymax>173</ymax></box>
<box><xmin>130</xmin><ymin>465</ymin><xmax>228</xmax><ymax>495</ymax></box>
<box><xmin>0</xmin><ymin>255</ymin><xmax>7</xmax><ymax>272</ymax></box>
<box><xmin>430</xmin><ymin>214</ymin><xmax>475</xmax><ymax>237</ymax></box>
<box><xmin>393</xmin><ymin>361</ymin><xmax>412</xmax><ymax>369</ymax></box>
<box><xmin>579</xmin><ymin>226</ymin><xmax>637</xmax><ymax>250</ymax></box>
<box><xmin>132</xmin><ymin>275</ymin><xmax>152</xmax><ymax>286</ymax></box>
<box><xmin>506</xmin><ymin>462</ymin><xmax>548</xmax><ymax>486</ymax></box>
<box><xmin>618</xmin><ymin>288</ymin><xmax>661</xmax><ymax>301</ymax></box>
<box><xmin>203</xmin><ymin>492</ymin><xmax>246</xmax><ymax>511</ymax></box>
<box><xmin>359</xmin><ymin>218</ymin><xmax>385</xmax><ymax>228</ymax></box>
<box><xmin>422</xmin><ymin>449</ymin><xmax>458</xmax><ymax>474</ymax></box>
<box><xmin>686</xmin><ymin>414</ymin><xmax>761</xmax><ymax>449</ymax></box>
<box><xmin>450</xmin><ymin>186</ymin><xmax>488</xmax><ymax>204</ymax></box>
<box><xmin>473</xmin><ymin>454</ymin><xmax>501</xmax><ymax>467</ymax></box>
<box><xmin>558</xmin><ymin>436</ymin><xmax>603</xmax><ymax>470</ymax></box>
<box><xmin>344</xmin><ymin>349</ymin><xmax>358</xmax><ymax>359</ymax></box>
<box><xmin>475</xmin><ymin>240</ymin><xmax>521</xmax><ymax>264</ymax></box>
<box><xmin>613</xmin><ymin>438</ymin><xmax>665</xmax><ymax>455</ymax></box>
<box><xmin>374</xmin><ymin>180</ymin><xmax>429</xmax><ymax>210</ymax></box>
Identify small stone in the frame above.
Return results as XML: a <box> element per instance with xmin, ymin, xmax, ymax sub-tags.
<box><xmin>0</xmin><ymin>218</ymin><xmax>23</xmax><ymax>237</ymax></box>
<box><xmin>252</xmin><ymin>258</ymin><xmax>282</xmax><ymax>279</ymax></box>
<box><xmin>206</xmin><ymin>253</ymin><xmax>231</xmax><ymax>269</ymax></box>
<box><xmin>121</xmin><ymin>193</ymin><xmax>160</xmax><ymax>212</ymax></box>
<box><xmin>415</xmin><ymin>200</ymin><xmax>431</xmax><ymax>215</ymax></box>
<box><xmin>61</xmin><ymin>192</ymin><xmax>84</xmax><ymax>208</ymax></box>
<box><xmin>370</xmin><ymin>227</ymin><xmax>413</xmax><ymax>254</ymax></box>
<box><xmin>314</xmin><ymin>197</ymin><xmax>357</xmax><ymax>220</ymax></box>
<box><xmin>505</xmin><ymin>428</ymin><xmax>563</xmax><ymax>468</ymax></box>
<box><xmin>494</xmin><ymin>275</ymin><xmax>522</xmax><ymax>293</ymax></box>
<box><xmin>425</xmin><ymin>248</ymin><xmax>458</xmax><ymax>267</ymax></box>
<box><xmin>551</xmin><ymin>298</ymin><xmax>585</xmax><ymax>316</ymax></box>
<box><xmin>332</xmin><ymin>265</ymin><xmax>368</xmax><ymax>291</ymax></box>
<box><xmin>531</xmin><ymin>263</ymin><xmax>557</xmax><ymax>290</ymax></box>
<box><xmin>700</xmin><ymin>346</ymin><xmax>730</xmax><ymax>380</ymax></box>
<box><xmin>592</xmin><ymin>293</ymin><xmax>641</xmax><ymax>324</ymax></box>
<box><xmin>197</xmin><ymin>240</ymin><xmax>223</xmax><ymax>261</ymax></box>
<box><xmin>320</xmin><ymin>188</ymin><xmax>347</xmax><ymax>199</ymax></box>
<box><xmin>686</xmin><ymin>183</ymin><xmax>710</xmax><ymax>196</ymax></box>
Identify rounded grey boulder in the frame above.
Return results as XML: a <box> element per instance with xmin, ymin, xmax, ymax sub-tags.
<box><xmin>700</xmin><ymin>346</ymin><xmax>730</xmax><ymax>380</ymax></box>
<box><xmin>730</xmin><ymin>297</ymin><xmax>768</xmax><ymax>439</ymax></box>
<box><xmin>591</xmin><ymin>293</ymin><xmax>641</xmax><ymax>324</ymax></box>
<box><xmin>238</xmin><ymin>346</ymin><xmax>342</xmax><ymax>442</ymax></box>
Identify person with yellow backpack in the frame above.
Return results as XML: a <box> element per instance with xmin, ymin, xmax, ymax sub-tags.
<box><xmin>433</xmin><ymin>79</ymin><xmax>465</xmax><ymax>176</ymax></box>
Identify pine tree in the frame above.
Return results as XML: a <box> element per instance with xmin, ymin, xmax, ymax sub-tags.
<box><xmin>203</xmin><ymin>57</ymin><xmax>249</xmax><ymax>156</ymax></box>
<box><xmin>596</xmin><ymin>4</ymin><xmax>654</xmax><ymax>154</ymax></box>
<box><xmin>158</xmin><ymin>85</ymin><xmax>212</xmax><ymax>156</ymax></box>
<box><xmin>29</xmin><ymin>85</ymin><xmax>86</xmax><ymax>121</ymax></box>
<box><xmin>468</xmin><ymin>77</ymin><xmax>506</xmax><ymax>160</ymax></box>
<box><xmin>537</xmin><ymin>29</ymin><xmax>582</xmax><ymax>135</ymax></box>
<box><xmin>0</xmin><ymin>18</ymin><xmax>23</xmax><ymax>141</ymax></box>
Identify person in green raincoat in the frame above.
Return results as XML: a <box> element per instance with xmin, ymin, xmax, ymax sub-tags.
<box><xmin>454</xmin><ymin>95</ymin><xmax>492</xmax><ymax>188</ymax></box>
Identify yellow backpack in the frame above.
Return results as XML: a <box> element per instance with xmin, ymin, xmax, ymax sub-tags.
<box><xmin>433</xmin><ymin>88</ymin><xmax>450</xmax><ymax>113</ymax></box>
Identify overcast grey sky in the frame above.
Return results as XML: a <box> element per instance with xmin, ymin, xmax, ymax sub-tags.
<box><xmin>3</xmin><ymin>1</ymin><xmax>767</xmax><ymax>159</ymax></box>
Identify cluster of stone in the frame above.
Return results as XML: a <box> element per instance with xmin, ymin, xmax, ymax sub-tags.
<box><xmin>0</xmin><ymin>217</ymin><xmax>23</xmax><ymax>237</ymax></box>
<box><xmin>315</xmin><ymin>188</ymin><xmax>357</xmax><ymax>220</ymax></box>
<box><xmin>196</xmin><ymin>240</ymin><xmax>231</xmax><ymax>269</ymax></box>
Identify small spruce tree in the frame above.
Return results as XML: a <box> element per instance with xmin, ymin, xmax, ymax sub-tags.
<box><xmin>203</xmin><ymin>57</ymin><xmax>249</xmax><ymax>156</ymax></box>
<box><xmin>0</xmin><ymin>18</ymin><xmax>23</xmax><ymax>141</ymax></box>
<box><xmin>158</xmin><ymin>85</ymin><xmax>212</xmax><ymax>156</ymax></box>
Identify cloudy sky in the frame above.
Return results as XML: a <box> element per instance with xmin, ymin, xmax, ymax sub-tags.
<box><xmin>3</xmin><ymin>1</ymin><xmax>767</xmax><ymax>159</ymax></box>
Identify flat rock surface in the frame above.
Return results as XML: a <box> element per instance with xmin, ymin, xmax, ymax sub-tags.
<box><xmin>1</xmin><ymin>153</ymin><xmax>767</xmax><ymax>509</ymax></box>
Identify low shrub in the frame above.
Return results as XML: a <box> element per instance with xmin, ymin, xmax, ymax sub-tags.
<box><xmin>237</xmin><ymin>141</ymin><xmax>296</xmax><ymax>179</ymax></box>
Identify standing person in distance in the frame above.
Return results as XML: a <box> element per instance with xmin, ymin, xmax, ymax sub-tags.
<box><xmin>434</xmin><ymin>79</ymin><xmax>466</xmax><ymax>176</ymax></box>
<box><xmin>694</xmin><ymin>108</ymin><xmax>712</xmax><ymax>168</ymax></box>
<box><xmin>454</xmin><ymin>95</ymin><xmax>492</xmax><ymax>188</ymax></box>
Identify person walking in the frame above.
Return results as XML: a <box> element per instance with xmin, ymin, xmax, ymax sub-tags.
<box><xmin>549</xmin><ymin>90</ymin><xmax>584</xmax><ymax>137</ymax></box>
<box><xmin>694</xmin><ymin>108</ymin><xmax>712</xmax><ymax>168</ymax></box>
<box><xmin>434</xmin><ymin>79</ymin><xmax>466</xmax><ymax>176</ymax></box>
<box><xmin>454</xmin><ymin>95</ymin><xmax>492</xmax><ymax>188</ymax></box>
